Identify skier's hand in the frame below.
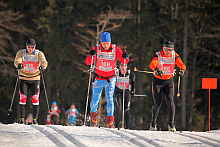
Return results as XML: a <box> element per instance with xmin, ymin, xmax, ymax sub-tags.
<box><xmin>17</xmin><ymin>63</ymin><xmax>23</xmax><ymax>69</ymax></box>
<box><xmin>154</xmin><ymin>68</ymin><xmax>163</xmax><ymax>77</ymax></box>
<box><xmin>130</xmin><ymin>90</ymin><xmax>134</xmax><ymax>96</ymax></box>
<box><xmin>179</xmin><ymin>70</ymin><xmax>185</xmax><ymax>76</ymax></box>
<box><xmin>39</xmin><ymin>66</ymin><xmax>46</xmax><ymax>71</ymax></box>
<box><xmin>122</xmin><ymin>52</ymin><xmax>128</xmax><ymax>59</ymax></box>
<box><xmin>89</xmin><ymin>50</ymin><xmax>96</xmax><ymax>56</ymax></box>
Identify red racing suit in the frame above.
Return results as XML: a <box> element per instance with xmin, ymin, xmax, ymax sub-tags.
<box><xmin>85</xmin><ymin>44</ymin><xmax>129</xmax><ymax>80</ymax></box>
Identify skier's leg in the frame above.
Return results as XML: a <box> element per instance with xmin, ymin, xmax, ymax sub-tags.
<box><xmin>90</xmin><ymin>79</ymin><xmax>105</xmax><ymax>126</ymax></box>
<box><xmin>114</xmin><ymin>89</ymin><xmax>122</xmax><ymax>128</ymax></box>
<box><xmin>124</xmin><ymin>90</ymin><xmax>131</xmax><ymax>129</ymax></box>
<box><xmin>150</xmin><ymin>78</ymin><xmax>163</xmax><ymax>130</ymax></box>
<box><xmin>30</xmin><ymin>80</ymin><xmax>40</xmax><ymax>124</ymax></box>
<box><xmin>166</xmin><ymin>79</ymin><xmax>176</xmax><ymax>131</ymax></box>
<box><xmin>105</xmin><ymin>78</ymin><xmax>116</xmax><ymax>128</ymax></box>
<box><xmin>18</xmin><ymin>80</ymin><xmax>28</xmax><ymax>124</ymax></box>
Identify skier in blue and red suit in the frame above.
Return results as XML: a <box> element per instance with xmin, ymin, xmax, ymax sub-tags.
<box><xmin>85</xmin><ymin>32</ymin><xmax>129</xmax><ymax>128</ymax></box>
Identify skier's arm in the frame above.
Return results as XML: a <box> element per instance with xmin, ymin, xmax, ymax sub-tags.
<box><xmin>14</xmin><ymin>50</ymin><xmax>23</xmax><ymax>68</ymax></box>
<box><xmin>149</xmin><ymin>56</ymin><xmax>158</xmax><ymax>71</ymax></box>
<box><xmin>175</xmin><ymin>53</ymin><xmax>186</xmax><ymax>70</ymax></box>
<box><xmin>116</xmin><ymin>47</ymin><xmax>129</xmax><ymax>64</ymax></box>
<box><xmin>130</xmin><ymin>72</ymin><xmax>135</xmax><ymax>95</ymax></box>
<box><xmin>38</xmin><ymin>51</ymin><xmax>48</xmax><ymax>70</ymax></box>
<box><xmin>85</xmin><ymin>47</ymin><xmax>97</xmax><ymax>66</ymax></box>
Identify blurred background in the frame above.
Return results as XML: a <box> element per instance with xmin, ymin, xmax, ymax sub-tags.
<box><xmin>0</xmin><ymin>0</ymin><xmax>220</xmax><ymax>131</ymax></box>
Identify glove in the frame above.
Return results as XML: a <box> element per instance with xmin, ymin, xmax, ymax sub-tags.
<box><xmin>122</xmin><ymin>52</ymin><xmax>128</xmax><ymax>59</ymax></box>
<box><xmin>130</xmin><ymin>90</ymin><xmax>134</xmax><ymax>96</ymax></box>
<box><xmin>17</xmin><ymin>63</ymin><xmax>23</xmax><ymax>69</ymax></box>
<box><xmin>154</xmin><ymin>68</ymin><xmax>163</xmax><ymax>77</ymax></box>
<box><xmin>39</xmin><ymin>66</ymin><xmax>45</xmax><ymax>71</ymax></box>
<box><xmin>179</xmin><ymin>70</ymin><xmax>185</xmax><ymax>76</ymax></box>
<box><xmin>89</xmin><ymin>50</ymin><xmax>96</xmax><ymax>56</ymax></box>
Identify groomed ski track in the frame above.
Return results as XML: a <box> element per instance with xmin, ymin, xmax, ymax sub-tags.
<box><xmin>0</xmin><ymin>123</ymin><xmax>219</xmax><ymax>147</ymax></box>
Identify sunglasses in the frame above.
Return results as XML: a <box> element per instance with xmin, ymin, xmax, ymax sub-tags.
<box><xmin>163</xmin><ymin>47</ymin><xmax>174</xmax><ymax>51</ymax></box>
<box><xmin>27</xmin><ymin>45</ymin><xmax>35</xmax><ymax>48</ymax></box>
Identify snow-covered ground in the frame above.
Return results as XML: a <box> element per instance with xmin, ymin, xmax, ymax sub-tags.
<box><xmin>0</xmin><ymin>123</ymin><xmax>219</xmax><ymax>147</ymax></box>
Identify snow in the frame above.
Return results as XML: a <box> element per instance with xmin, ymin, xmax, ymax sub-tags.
<box><xmin>0</xmin><ymin>124</ymin><xmax>219</xmax><ymax>147</ymax></box>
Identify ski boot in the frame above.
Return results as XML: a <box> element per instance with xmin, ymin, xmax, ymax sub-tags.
<box><xmin>106</xmin><ymin>116</ymin><xmax>115</xmax><ymax>128</ymax></box>
<box><xmin>149</xmin><ymin>123</ymin><xmax>157</xmax><ymax>131</ymax></box>
<box><xmin>18</xmin><ymin>118</ymin><xmax>25</xmax><ymax>124</ymax></box>
<box><xmin>149</xmin><ymin>125</ymin><xmax>157</xmax><ymax>131</ymax></box>
<box><xmin>33</xmin><ymin>119</ymin><xmax>38</xmax><ymax>125</ymax></box>
<box><xmin>168</xmin><ymin>124</ymin><xmax>176</xmax><ymax>132</ymax></box>
<box><xmin>90</xmin><ymin>112</ymin><xmax>98</xmax><ymax>127</ymax></box>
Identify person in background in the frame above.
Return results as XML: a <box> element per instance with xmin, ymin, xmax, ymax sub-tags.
<box><xmin>14</xmin><ymin>38</ymin><xmax>48</xmax><ymax>124</ymax></box>
<box><xmin>46</xmin><ymin>101</ymin><xmax>61</xmax><ymax>125</ymax></box>
<box><xmin>114</xmin><ymin>63</ymin><xmax>135</xmax><ymax>129</ymax></box>
<box><xmin>148</xmin><ymin>39</ymin><xmax>186</xmax><ymax>132</ymax></box>
<box><xmin>85</xmin><ymin>32</ymin><xmax>129</xmax><ymax>128</ymax></box>
<box><xmin>65</xmin><ymin>104</ymin><xmax>80</xmax><ymax>126</ymax></box>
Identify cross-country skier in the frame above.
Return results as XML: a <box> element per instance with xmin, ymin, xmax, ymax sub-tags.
<box><xmin>85</xmin><ymin>32</ymin><xmax>129</xmax><ymax>128</ymax></box>
<box><xmin>65</xmin><ymin>104</ymin><xmax>80</xmax><ymax>126</ymax></box>
<box><xmin>114</xmin><ymin>63</ymin><xmax>135</xmax><ymax>129</ymax></box>
<box><xmin>14</xmin><ymin>38</ymin><xmax>48</xmax><ymax>124</ymax></box>
<box><xmin>46</xmin><ymin>101</ymin><xmax>61</xmax><ymax>125</ymax></box>
<box><xmin>149</xmin><ymin>40</ymin><xmax>186</xmax><ymax>132</ymax></box>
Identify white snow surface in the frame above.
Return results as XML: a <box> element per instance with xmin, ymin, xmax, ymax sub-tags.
<box><xmin>0</xmin><ymin>124</ymin><xmax>220</xmax><ymax>147</ymax></box>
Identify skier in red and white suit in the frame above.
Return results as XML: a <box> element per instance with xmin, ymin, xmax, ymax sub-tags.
<box><xmin>85</xmin><ymin>32</ymin><xmax>129</xmax><ymax>128</ymax></box>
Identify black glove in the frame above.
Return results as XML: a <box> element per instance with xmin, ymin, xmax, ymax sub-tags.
<box><xmin>155</xmin><ymin>68</ymin><xmax>163</xmax><ymax>77</ymax></box>
<box><xmin>89</xmin><ymin>50</ymin><xmax>96</xmax><ymax>56</ymax></box>
<box><xmin>39</xmin><ymin>66</ymin><xmax>45</xmax><ymax>71</ymax></box>
<box><xmin>17</xmin><ymin>63</ymin><xmax>23</xmax><ymax>69</ymax></box>
<box><xmin>122</xmin><ymin>52</ymin><xmax>128</xmax><ymax>59</ymax></box>
<box><xmin>179</xmin><ymin>70</ymin><xmax>185</xmax><ymax>76</ymax></box>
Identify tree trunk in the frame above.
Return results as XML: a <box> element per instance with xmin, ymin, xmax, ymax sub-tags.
<box><xmin>181</xmin><ymin>0</ymin><xmax>189</xmax><ymax>130</ymax></box>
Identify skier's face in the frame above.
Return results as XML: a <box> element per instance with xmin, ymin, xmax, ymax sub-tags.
<box><xmin>163</xmin><ymin>47</ymin><xmax>173</xmax><ymax>55</ymax></box>
<box><xmin>101</xmin><ymin>42</ymin><xmax>111</xmax><ymax>50</ymax></box>
<box><xmin>26</xmin><ymin>45</ymin><xmax>36</xmax><ymax>54</ymax></box>
<box><xmin>120</xmin><ymin>64</ymin><xmax>127</xmax><ymax>74</ymax></box>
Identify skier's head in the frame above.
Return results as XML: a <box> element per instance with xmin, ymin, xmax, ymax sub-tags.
<box><xmin>26</xmin><ymin>38</ymin><xmax>36</xmax><ymax>54</ymax></box>
<box><xmin>51</xmin><ymin>101</ymin><xmax>58</xmax><ymax>111</ymax></box>
<box><xmin>70</xmin><ymin>104</ymin><xmax>76</xmax><ymax>109</ymax></box>
<box><xmin>162</xmin><ymin>40</ymin><xmax>175</xmax><ymax>54</ymax></box>
<box><xmin>119</xmin><ymin>64</ymin><xmax>127</xmax><ymax>74</ymax></box>
<box><xmin>100</xmin><ymin>32</ymin><xmax>111</xmax><ymax>50</ymax></box>
<box><xmin>51</xmin><ymin>101</ymin><xmax>57</xmax><ymax>105</ymax></box>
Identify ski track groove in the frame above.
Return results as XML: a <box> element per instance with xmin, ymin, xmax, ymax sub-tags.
<box><xmin>47</xmin><ymin>126</ymin><xmax>87</xmax><ymax>147</ymax></box>
<box><xmin>176</xmin><ymin>132</ymin><xmax>220</xmax><ymax>147</ymax></box>
<box><xmin>184</xmin><ymin>132</ymin><xmax>220</xmax><ymax>144</ymax></box>
<box><xmin>122</xmin><ymin>130</ymin><xmax>163</xmax><ymax>147</ymax></box>
<box><xmin>102</xmin><ymin>128</ymin><xmax>150</xmax><ymax>147</ymax></box>
<box><xmin>31</xmin><ymin>125</ymin><xmax>66</xmax><ymax>147</ymax></box>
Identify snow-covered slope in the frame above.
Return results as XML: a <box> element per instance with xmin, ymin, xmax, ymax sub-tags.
<box><xmin>0</xmin><ymin>124</ymin><xmax>219</xmax><ymax>147</ymax></box>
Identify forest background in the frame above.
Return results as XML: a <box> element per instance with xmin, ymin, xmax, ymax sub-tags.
<box><xmin>0</xmin><ymin>0</ymin><xmax>220</xmax><ymax>131</ymax></box>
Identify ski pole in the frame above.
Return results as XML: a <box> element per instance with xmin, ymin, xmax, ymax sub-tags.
<box><xmin>40</xmin><ymin>69</ymin><xmax>50</xmax><ymax>112</ymax></box>
<box><xmin>134</xmin><ymin>67</ymin><xmax>153</xmax><ymax>74</ymax></box>
<box><xmin>8</xmin><ymin>70</ymin><xmax>19</xmax><ymax>114</ymax></box>
<box><xmin>177</xmin><ymin>75</ymin><xmax>181</xmax><ymax>97</ymax></box>
<box><xmin>83</xmin><ymin>56</ymin><xmax>94</xmax><ymax>126</ymax></box>
<box><xmin>121</xmin><ymin>62</ymin><xmax>126</xmax><ymax>129</ymax></box>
